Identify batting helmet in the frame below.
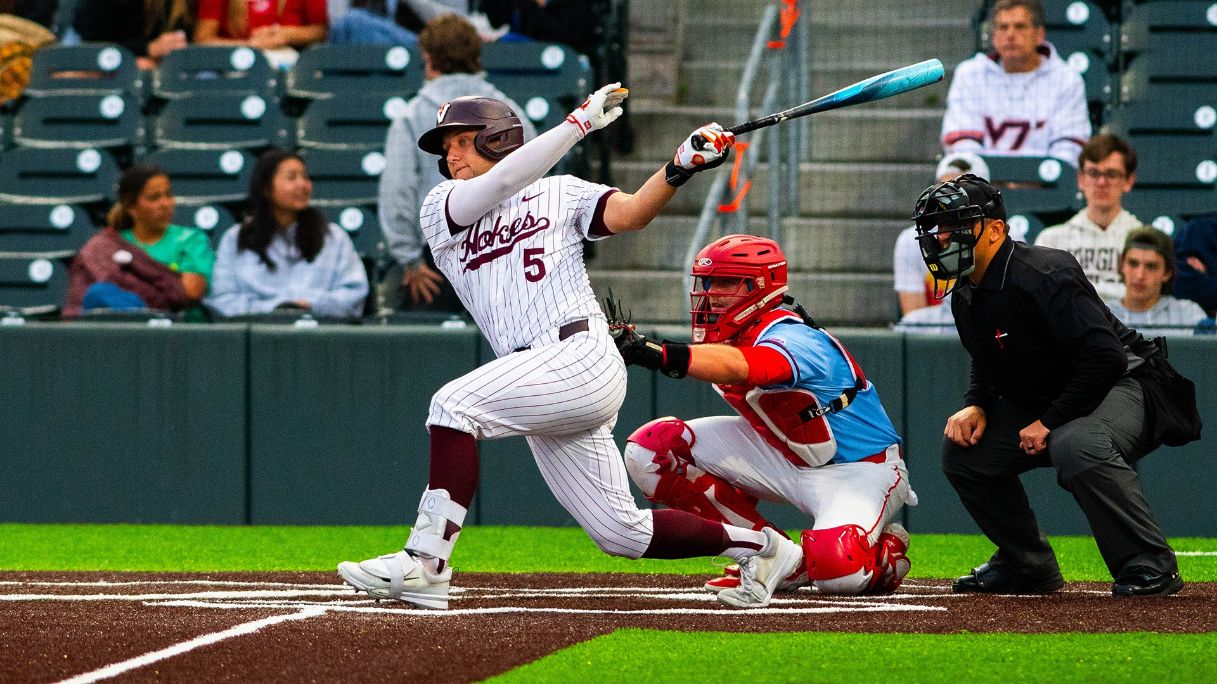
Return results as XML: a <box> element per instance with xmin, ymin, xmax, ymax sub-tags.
<box><xmin>417</xmin><ymin>96</ymin><xmax>525</xmax><ymax>179</ymax></box>
<box><xmin>689</xmin><ymin>234</ymin><xmax>789</xmax><ymax>344</ymax></box>
<box><xmin>911</xmin><ymin>173</ymin><xmax>1005</xmax><ymax>296</ymax></box>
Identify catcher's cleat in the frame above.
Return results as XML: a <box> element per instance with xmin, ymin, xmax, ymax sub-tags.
<box><xmin>338</xmin><ymin>550</ymin><xmax>452</xmax><ymax>609</ymax></box>
<box><xmin>704</xmin><ymin>563</ymin><xmax>810</xmax><ymax>593</ymax></box>
<box><xmin>716</xmin><ymin>528</ymin><xmax>804</xmax><ymax>609</ymax></box>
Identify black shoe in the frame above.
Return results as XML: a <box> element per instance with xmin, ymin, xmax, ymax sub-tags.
<box><xmin>1112</xmin><ymin>567</ymin><xmax>1183</xmax><ymax>597</ymax></box>
<box><xmin>952</xmin><ymin>562</ymin><xmax>1065</xmax><ymax>594</ymax></box>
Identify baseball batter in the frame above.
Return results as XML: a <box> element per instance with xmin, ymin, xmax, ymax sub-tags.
<box><xmin>612</xmin><ymin>235</ymin><xmax>915</xmax><ymax>595</ymax></box>
<box><xmin>339</xmin><ymin>85</ymin><xmax>804</xmax><ymax>610</ymax></box>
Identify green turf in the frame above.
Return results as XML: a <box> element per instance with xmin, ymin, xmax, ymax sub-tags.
<box><xmin>0</xmin><ymin>524</ymin><xmax>1214</xmax><ymax>581</ymax></box>
<box><xmin>488</xmin><ymin>631</ymin><xmax>1217</xmax><ymax>683</ymax></box>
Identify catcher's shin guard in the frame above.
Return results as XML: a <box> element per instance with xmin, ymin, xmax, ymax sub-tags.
<box><xmin>866</xmin><ymin>523</ymin><xmax>911</xmax><ymax>595</ymax></box>
<box><xmin>799</xmin><ymin>523</ymin><xmax>912</xmax><ymax>595</ymax></box>
<box><xmin>625</xmin><ymin>418</ymin><xmax>772</xmax><ymax>531</ymax></box>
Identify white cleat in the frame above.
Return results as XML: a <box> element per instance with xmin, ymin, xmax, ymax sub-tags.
<box><xmin>337</xmin><ymin>550</ymin><xmax>452</xmax><ymax>609</ymax></box>
<box><xmin>716</xmin><ymin>528</ymin><xmax>805</xmax><ymax>609</ymax></box>
<box><xmin>704</xmin><ymin>563</ymin><xmax>810</xmax><ymax>593</ymax></box>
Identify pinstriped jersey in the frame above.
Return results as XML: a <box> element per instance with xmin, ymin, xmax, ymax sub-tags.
<box><xmin>421</xmin><ymin>175</ymin><xmax>618</xmax><ymax>357</ymax></box>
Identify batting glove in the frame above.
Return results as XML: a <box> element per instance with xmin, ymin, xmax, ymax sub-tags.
<box><xmin>666</xmin><ymin>123</ymin><xmax>734</xmax><ymax>187</ymax></box>
<box><xmin>567</xmin><ymin>82</ymin><xmax>628</xmax><ymax>139</ymax></box>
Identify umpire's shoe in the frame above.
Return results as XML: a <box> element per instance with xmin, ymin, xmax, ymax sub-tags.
<box><xmin>338</xmin><ymin>550</ymin><xmax>452</xmax><ymax>609</ymax></box>
<box><xmin>1112</xmin><ymin>567</ymin><xmax>1183</xmax><ymax>597</ymax></box>
<box><xmin>716</xmin><ymin>528</ymin><xmax>804</xmax><ymax>609</ymax></box>
<box><xmin>952</xmin><ymin>562</ymin><xmax>1064</xmax><ymax>595</ymax></box>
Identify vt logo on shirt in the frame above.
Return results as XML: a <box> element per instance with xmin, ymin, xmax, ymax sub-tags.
<box><xmin>984</xmin><ymin>116</ymin><xmax>1046</xmax><ymax>150</ymax></box>
<box><xmin>459</xmin><ymin>211</ymin><xmax>551</xmax><ymax>271</ymax></box>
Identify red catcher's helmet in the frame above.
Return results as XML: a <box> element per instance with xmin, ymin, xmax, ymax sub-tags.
<box><xmin>417</xmin><ymin>96</ymin><xmax>525</xmax><ymax>179</ymax></box>
<box><xmin>689</xmin><ymin>234</ymin><xmax>789</xmax><ymax>343</ymax></box>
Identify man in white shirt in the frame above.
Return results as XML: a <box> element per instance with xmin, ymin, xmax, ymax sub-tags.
<box><xmin>1035</xmin><ymin>134</ymin><xmax>1141</xmax><ymax>300</ymax></box>
<box><xmin>941</xmin><ymin>0</ymin><xmax>1090</xmax><ymax>164</ymax></box>
<box><xmin>1104</xmin><ymin>227</ymin><xmax>1210</xmax><ymax>336</ymax></box>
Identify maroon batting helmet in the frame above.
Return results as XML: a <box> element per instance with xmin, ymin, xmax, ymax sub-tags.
<box><xmin>689</xmin><ymin>234</ymin><xmax>789</xmax><ymax>343</ymax></box>
<box><xmin>417</xmin><ymin>96</ymin><xmax>525</xmax><ymax>179</ymax></box>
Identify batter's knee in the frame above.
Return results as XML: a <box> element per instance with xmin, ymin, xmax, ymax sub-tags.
<box><xmin>582</xmin><ymin>508</ymin><xmax>651</xmax><ymax>560</ymax></box>
<box><xmin>427</xmin><ymin>380</ymin><xmax>476</xmax><ymax>434</ymax></box>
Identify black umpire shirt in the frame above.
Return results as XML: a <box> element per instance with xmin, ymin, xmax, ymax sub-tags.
<box><xmin>950</xmin><ymin>237</ymin><xmax>1146</xmax><ymax>430</ymax></box>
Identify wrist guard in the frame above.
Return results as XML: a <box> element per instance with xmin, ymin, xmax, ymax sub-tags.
<box><xmin>664</xmin><ymin>161</ymin><xmax>694</xmax><ymax>187</ymax></box>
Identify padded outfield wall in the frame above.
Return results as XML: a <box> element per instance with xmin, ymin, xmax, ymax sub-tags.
<box><xmin>0</xmin><ymin>323</ymin><xmax>1212</xmax><ymax>536</ymax></box>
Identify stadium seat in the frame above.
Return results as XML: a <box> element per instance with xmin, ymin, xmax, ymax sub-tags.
<box><xmin>1004</xmin><ymin>211</ymin><xmax>1046</xmax><ymax>243</ymax></box>
<box><xmin>151</xmin><ymin>46</ymin><xmax>278</xmax><ymax>100</ymax></box>
<box><xmin>150</xmin><ymin>94</ymin><xmax>291</xmax><ymax>150</ymax></box>
<box><xmin>1104</xmin><ymin>99</ymin><xmax>1217</xmax><ymax>136</ymax></box>
<box><xmin>318</xmin><ymin>204</ymin><xmax>383</xmax><ymax>258</ymax></box>
<box><xmin>12</xmin><ymin>93</ymin><xmax>142</xmax><ymax>150</ymax></box>
<box><xmin>171</xmin><ymin>203</ymin><xmax>237</xmax><ymax>239</ymax></box>
<box><xmin>1124</xmin><ymin>187</ymin><xmax>1217</xmax><ymax>221</ymax></box>
<box><xmin>285</xmin><ymin>44</ymin><xmax>423</xmax><ymax>100</ymax></box>
<box><xmin>0</xmin><ymin>203</ymin><xmax>95</xmax><ymax>253</ymax></box>
<box><xmin>1128</xmin><ymin>135</ymin><xmax>1216</xmax><ymax>188</ymax></box>
<box><xmin>295</xmin><ymin>94</ymin><xmax>405</xmax><ymax>150</ymax></box>
<box><xmin>483</xmin><ymin>42</ymin><xmax>590</xmax><ymax>106</ymax></box>
<box><xmin>142</xmin><ymin>148</ymin><xmax>254</xmax><ymax>205</ymax></box>
<box><xmin>1042</xmin><ymin>0</ymin><xmax>1115</xmax><ymax>65</ymax></box>
<box><xmin>980</xmin><ymin>155</ymin><xmax>1080</xmax><ymax>215</ymax></box>
<box><xmin>24</xmin><ymin>43</ymin><xmax>141</xmax><ymax>97</ymax></box>
<box><xmin>298</xmin><ymin>148</ymin><xmax>385</xmax><ymax>207</ymax></box>
<box><xmin>0</xmin><ymin>147</ymin><xmax>120</xmax><ymax>206</ymax></box>
<box><xmin>0</xmin><ymin>253</ymin><xmax>69</xmax><ymax>313</ymax></box>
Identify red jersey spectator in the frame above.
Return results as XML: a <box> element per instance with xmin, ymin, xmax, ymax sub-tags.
<box><xmin>195</xmin><ymin>0</ymin><xmax>326</xmax><ymax>49</ymax></box>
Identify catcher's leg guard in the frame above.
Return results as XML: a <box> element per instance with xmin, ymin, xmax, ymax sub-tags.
<box><xmin>800</xmin><ymin>523</ymin><xmax>912</xmax><ymax>595</ymax></box>
<box><xmin>405</xmin><ymin>488</ymin><xmax>468</xmax><ymax>567</ymax></box>
<box><xmin>624</xmin><ymin>417</ymin><xmax>772</xmax><ymax>531</ymax></box>
<box><xmin>867</xmin><ymin>523</ymin><xmax>911</xmax><ymax>595</ymax></box>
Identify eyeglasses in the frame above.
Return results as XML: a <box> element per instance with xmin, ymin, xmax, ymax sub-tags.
<box><xmin>1081</xmin><ymin>168</ymin><xmax>1127</xmax><ymax>181</ymax></box>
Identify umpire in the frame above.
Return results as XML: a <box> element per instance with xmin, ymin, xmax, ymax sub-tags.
<box><xmin>911</xmin><ymin>174</ymin><xmax>1182</xmax><ymax>597</ymax></box>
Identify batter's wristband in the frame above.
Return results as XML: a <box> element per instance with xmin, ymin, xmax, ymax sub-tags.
<box><xmin>664</xmin><ymin>161</ymin><xmax>693</xmax><ymax>187</ymax></box>
<box><xmin>660</xmin><ymin>342</ymin><xmax>691</xmax><ymax>379</ymax></box>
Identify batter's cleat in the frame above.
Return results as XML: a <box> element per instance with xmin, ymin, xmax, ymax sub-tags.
<box><xmin>337</xmin><ymin>550</ymin><xmax>452</xmax><ymax>609</ymax></box>
<box><xmin>704</xmin><ymin>563</ymin><xmax>810</xmax><ymax>593</ymax></box>
<box><xmin>716</xmin><ymin>528</ymin><xmax>805</xmax><ymax>609</ymax></box>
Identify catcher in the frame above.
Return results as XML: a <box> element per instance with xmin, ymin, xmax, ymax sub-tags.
<box><xmin>610</xmin><ymin>234</ymin><xmax>915</xmax><ymax>594</ymax></box>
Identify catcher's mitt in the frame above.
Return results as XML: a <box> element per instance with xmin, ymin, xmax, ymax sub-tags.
<box><xmin>602</xmin><ymin>290</ymin><xmax>664</xmax><ymax>368</ymax></box>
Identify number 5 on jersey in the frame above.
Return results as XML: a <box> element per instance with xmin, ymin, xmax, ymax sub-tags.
<box><xmin>524</xmin><ymin>248</ymin><xmax>546</xmax><ymax>282</ymax></box>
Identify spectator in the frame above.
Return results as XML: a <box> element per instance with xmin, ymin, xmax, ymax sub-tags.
<box><xmin>893</xmin><ymin>152</ymin><xmax>991</xmax><ymax>315</ymax></box>
<box><xmin>1034</xmin><ymin>134</ymin><xmax>1140</xmax><ymax>300</ymax></box>
<box><xmin>893</xmin><ymin>293</ymin><xmax>958</xmax><ymax>335</ymax></box>
<box><xmin>65</xmin><ymin>165</ymin><xmax>214</xmax><ymax>319</ymax></box>
<box><xmin>1104</xmin><ymin>227</ymin><xmax>1211</xmax><ymax>336</ymax></box>
<box><xmin>479</xmin><ymin>0</ymin><xmax>604</xmax><ymax>56</ymax></box>
<box><xmin>1172</xmin><ymin>213</ymin><xmax>1217</xmax><ymax>316</ymax></box>
<box><xmin>206</xmin><ymin>149</ymin><xmax>369</xmax><ymax>319</ymax></box>
<box><xmin>194</xmin><ymin>0</ymin><xmax>327</xmax><ymax>55</ymax></box>
<box><xmin>328</xmin><ymin>1</ymin><xmax>507</xmax><ymax>45</ymax></box>
<box><xmin>377</xmin><ymin>12</ymin><xmax>534</xmax><ymax>312</ymax></box>
<box><xmin>74</xmin><ymin>0</ymin><xmax>192</xmax><ymax>70</ymax></box>
<box><xmin>941</xmin><ymin>0</ymin><xmax>1089</xmax><ymax>165</ymax></box>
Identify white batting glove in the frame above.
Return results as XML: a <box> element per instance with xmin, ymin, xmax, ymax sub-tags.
<box><xmin>674</xmin><ymin>123</ymin><xmax>735</xmax><ymax>171</ymax></box>
<box><xmin>566</xmin><ymin>82</ymin><xmax>627</xmax><ymax>139</ymax></box>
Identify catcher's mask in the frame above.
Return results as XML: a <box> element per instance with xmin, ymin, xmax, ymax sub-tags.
<box><xmin>417</xmin><ymin>96</ymin><xmax>525</xmax><ymax>179</ymax></box>
<box><xmin>689</xmin><ymin>234</ymin><xmax>789</xmax><ymax>344</ymax></box>
<box><xmin>911</xmin><ymin>173</ymin><xmax>1005</xmax><ymax>298</ymax></box>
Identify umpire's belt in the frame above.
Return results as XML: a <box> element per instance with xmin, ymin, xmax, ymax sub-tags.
<box><xmin>513</xmin><ymin>318</ymin><xmax>589</xmax><ymax>352</ymax></box>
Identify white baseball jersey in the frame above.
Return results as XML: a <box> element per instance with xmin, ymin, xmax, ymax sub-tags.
<box><xmin>942</xmin><ymin>43</ymin><xmax>1090</xmax><ymax>164</ymax></box>
<box><xmin>1035</xmin><ymin>208</ymin><xmax>1142</xmax><ymax>300</ymax></box>
<box><xmin>419</xmin><ymin>174</ymin><xmax>656</xmax><ymax>558</ymax></box>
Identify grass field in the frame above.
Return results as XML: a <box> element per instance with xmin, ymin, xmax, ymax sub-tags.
<box><xmin>3</xmin><ymin>524</ymin><xmax>1215</xmax><ymax>682</ymax></box>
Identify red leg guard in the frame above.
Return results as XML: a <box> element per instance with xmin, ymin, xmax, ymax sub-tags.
<box><xmin>864</xmin><ymin>525</ymin><xmax>911</xmax><ymax>595</ymax></box>
<box><xmin>800</xmin><ymin>525</ymin><xmax>875</xmax><ymax>583</ymax></box>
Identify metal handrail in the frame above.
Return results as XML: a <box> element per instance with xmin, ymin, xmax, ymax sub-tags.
<box><xmin>683</xmin><ymin>0</ymin><xmax>806</xmax><ymax>294</ymax></box>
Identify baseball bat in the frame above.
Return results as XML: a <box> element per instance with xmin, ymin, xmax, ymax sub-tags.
<box><xmin>692</xmin><ymin>59</ymin><xmax>945</xmax><ymax>148</ymax></box>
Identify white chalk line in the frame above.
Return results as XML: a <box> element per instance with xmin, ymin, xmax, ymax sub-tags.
<box><xmin>54</xmin><ymin>607</ymin><xmax>325</xmax><ymax>684</ymax></box>
<box><xmin>1177</xmin><ymin>551</ymin><xmax>1217</xmax><ymax>557</ymax></box>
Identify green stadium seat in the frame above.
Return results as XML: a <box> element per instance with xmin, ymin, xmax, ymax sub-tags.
<box><xmin>151</xmin><ymin>94</ymin><xmax>291</xmax><ymax>150</ymax></box>
<box><xmin>1124</xmin><ymin>187</ymin><xmax>1217</xmax><ymax>221</ymax></box>
<box><xmin>318</xmin><ymin>204</ymin><xmax>383</xmax><ymax>258</ymax></box>
<box><xmin>151</xmin><ymin>46</ymin><xmax>278</xmax><ymax>100</ymax></box>
<box><xmin>142</xmin><ymin>148</ymin><xmax>254</xmax><ymax>205</ymax></box>
<box><xmin>1128</xmin><ymin>135</ymin><xmax>1216</xmax><ymax>188</ymax></box>
<box><xmin>297</xmin><ymin>148</ymin><xmax>384</xmax><ymax>207</ymax></box>
<box><xmin>295</xmin><ymin>94</ymin><xmax>404</xmax><ymax>150</ymax></box>
<box><xmin>1042</xmin><ymin>0</ymin><xmax>1115</xmax><ymax>64</ymax></box>
<box><xmin>980</xmin><ymin>155</ymin><xmax>1081</xmax><ymax>215</ymax></box>
<box><xmin>0</xmin><ymin>253</ymin><xmax>69</xmax><ymax>314</ymax></box>
<box><xmin>24</xmin><ymin>43</ymin><xmax>141</xmax><ymax>97</ymax></box>
<box><xmin>285</xmin><ymin>44</ymin><xmax>423</xmax><ymax>100</ymax></box>
<box><xmin>0</xmin><ymin>147</ymin><xmax>120</xmax><ymax>206</ymax></box>
<box><xmin>1104</xmin><ymin>99</ymin><xmax>1217</xmax><ymax>136</ymax></box>
<box><xmin>0</xmin><ymin>203</ymin><xmax>94</xmax><ymax>252</ymax></box>
<box><xmin>171</xmin><ymin>203</ymin><xmax>237</xmax><ymax>239</ymax></box>
<box><xmin>12</xmin><ymin>93</ymin><xmax>142</xmax><ymax>150</ymax></box>
<box><xmin>482</xmin><ymin>42</ymin><xmax>590</xmax><ymax>106</ymax></box>
<box><xmin>1004</xmin><ymin>211</ymin><xmax>1046</xmax><ymax>243</ymax></box>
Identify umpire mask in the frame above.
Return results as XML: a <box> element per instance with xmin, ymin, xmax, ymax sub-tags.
<box><xmin>911</xmin><ymin>173</ymin><xmax>1005</xmax><ymax>298</ymax></box>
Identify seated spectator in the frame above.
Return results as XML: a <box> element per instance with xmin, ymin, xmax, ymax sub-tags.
<box><xmin>206</xmin><ymin>149</ymin><xmax>368</xmax><ymax>320</ymax></box>
<box><xmin>195</xmin><ymin>0</ymin><xmax>327</xmax><ymax>64</ymax></box>
<box><xmin>0</xmin><ymin>4</ymin><xmax>58</xmax><ymax>104</ymax></box>
<box><xmin>378</xmin><ymin>12</ymin><xmax>534</xmax><ymax>313</ymax></box>
<box><xmin>65</xmin><ymin>165</ymin><xmax>215</xmax><ymax>319</ymax></box>
<box><xmin>74</xmin><ymin>0</ymin><xmax>192</xmax><ymax>70</ymax></box>
<box><xmin>941</xmin><ymin>0</ymin><xmax>1089</xmax><ymax>165</ymax></box>
<box><xmin>893</xmin><ymin>153</ymin><xmax>990</xmax><ymax>315</ymax></box>
<box><xmin>893</xmin><ymin>292</ymin><xmax>958</xmax><ymax>335</ymax></box>
<box><xmin>1104</xmin><ymin>227</ymin><xmax>1210</xmax><ymax>336</ymax></box>
<box><xmin>0</xmin><ymin>0</ymin><xmax>57</xmax><ymax>30</ymax></box>
<box><xmin>1034</xmin><ymin>134</ymin><xmax>1140</xmax><ymax>300</ymax></box>
<box><xmin>1172</xmin><ymin>213</ymin><xmax>1217</xmax><ymax>316</ymax></box>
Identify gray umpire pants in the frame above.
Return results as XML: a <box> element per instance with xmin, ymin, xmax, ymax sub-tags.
<box><xmin>942</xmin><ymin>377</ymin><xmax>1178</xmax><ymax>580</ymax></box>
